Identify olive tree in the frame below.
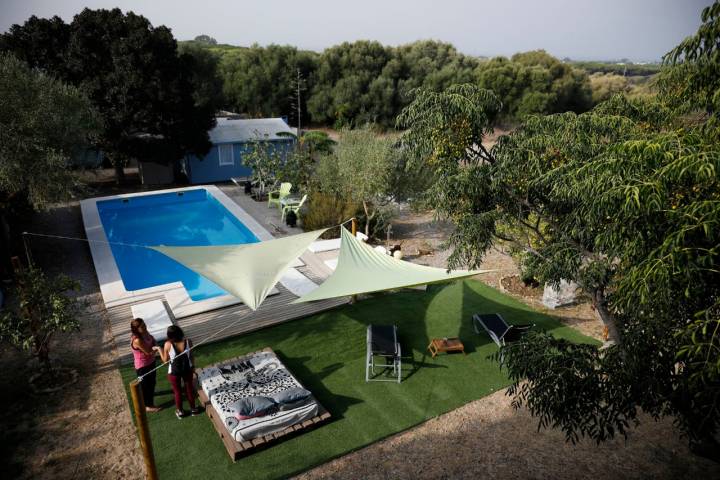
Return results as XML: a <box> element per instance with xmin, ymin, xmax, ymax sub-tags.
<box><xmin>316</xmin><ymin>127</ymin><xmax>399</xmax><ymax>236</ymax></box>
<box><xmin>0</xmin><ymin>267</ymin><xmax>82</xmax><ymax>372</ymax></box>
<box><xmin>0</xmin><ymin>52</ymin><xmax>98</xmax><ymax>209</ymax></box>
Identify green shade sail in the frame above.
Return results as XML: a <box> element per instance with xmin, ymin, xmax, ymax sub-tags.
<box><xmin>151</xmin><ymin>229</ymin><xmax>327</xmax><ymax>311</ymax></box>
<box><xmin>293</xmin><ymin>227</ymin><xmax>488</xmax><ymax>304</ymax></box>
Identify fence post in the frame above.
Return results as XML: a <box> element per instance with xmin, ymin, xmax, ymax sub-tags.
<box><xmin>129</xmin><ymin>379</ymin><xmax>159</xmax><ymax>480</ymax></box>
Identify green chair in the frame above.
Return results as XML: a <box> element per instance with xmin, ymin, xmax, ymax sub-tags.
<box><xmin>281</xmin><ymin>194</ymin><xmax>308</xmax><ymax>221</ymax></box>
<box><xmin>268</xmin><ymin>182</ymin><xmax>292</xmax><ymax>209</ymax></box>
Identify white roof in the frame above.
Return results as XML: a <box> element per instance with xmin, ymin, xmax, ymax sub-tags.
<box><xmin>209</xmin><ymin>117</ymin><xmax>294</xmax><ymax>144</ymax></box>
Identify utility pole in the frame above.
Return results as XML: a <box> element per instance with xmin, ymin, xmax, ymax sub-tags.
<box><xmin>297</xmin><ymin>69</ymin><xmax>302</xmax><ymax>134</ymax></box>
<box><xmin>291</xmin><ymin>68</ymin><xmax>306</xmax><ymax>137</ymax></box>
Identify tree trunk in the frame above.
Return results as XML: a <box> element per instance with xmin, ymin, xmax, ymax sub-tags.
<box><xmin>113</xmin><ymin>157</ymin><xmax>126</xmax><ymax>185</ymax></box>
<box><xmin>35</xmin><ymin>337</ymin><xmax>51</xmax><ymax>371</ymax></box>
<box><xmin>362</xmin><ymin>201</ymin><xmax>371</xmax><ymax>237</ymax></box>
<box><xmin>0</xmin><ymin>212</ymin><xmax>12</xmax><ymax>279</ymax></box>
<box><xmin>592</xmin><ymin>288</ymin><xmax>622</xmax><ymax>345</ymax></box>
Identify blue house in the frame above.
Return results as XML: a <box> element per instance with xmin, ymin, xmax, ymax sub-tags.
<box><xmin>182</xmin><ymin>117</ymin><xmax>295</xmax><ymax>184</ymax></box>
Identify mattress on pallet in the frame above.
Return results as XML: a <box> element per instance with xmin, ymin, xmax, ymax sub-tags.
<box><xmin>198</xmin><ymin>351</ymin><xmax>319</xmax><ymax>442</ymax></box>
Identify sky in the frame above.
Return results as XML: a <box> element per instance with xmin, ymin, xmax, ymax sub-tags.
<box><xmin>0</xmin><ymin>0</ymin><xmax>713</xmax><ymax>61</ymax></box>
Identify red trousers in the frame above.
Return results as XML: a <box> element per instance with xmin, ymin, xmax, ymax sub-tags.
<box><xmin>167</xmin><ymin>372</ymin><xmax>196</xmax><ymax>411</ymax></box>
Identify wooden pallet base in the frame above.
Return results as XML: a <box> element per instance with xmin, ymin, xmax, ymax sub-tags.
<box><xmin>196</xmin><ymin>347</ymin><xmax>332</xmax><ymax>461</ymax></box>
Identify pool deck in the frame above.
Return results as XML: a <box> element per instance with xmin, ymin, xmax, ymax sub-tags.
<box><xmin>106</xmin><ymin>184</ymin><xmax>347</xmax><ymax>365</ymax></box>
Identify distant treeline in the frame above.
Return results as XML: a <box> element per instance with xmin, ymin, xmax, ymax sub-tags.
<box><xmin>183</xmin><ymin>38</ymin><xmax>599</xmax><ymax>128</ymax></box>
<box><xmin>568</xmin><ymin>60</ymin><xmax>662</xmax><ymax>77</ymax></box>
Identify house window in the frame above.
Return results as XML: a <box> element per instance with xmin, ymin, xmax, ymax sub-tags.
<box><xmin>218</xmin><ymin>144</ymin><xmax>234</xmax><ymax>166</ymax></box>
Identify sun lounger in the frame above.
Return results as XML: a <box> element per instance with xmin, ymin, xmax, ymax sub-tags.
<box><xmin>472</xmin><ymin>313</ymin><xmax>534</xmax><ymax>347</ymax></box>
<box><xmin>279</xmin><ymin>267</ymin><xmax>317</xmax><ymax>296</ymax></box>
<box><xmin>231</xmin><ymin>176</ymin><xmax>251</xmax><ymax>187</ymax></box>
<box><xmin>366</xmin><ymin>324</ymin><xmax>402</xmax><ymax>383</ymax></box>
<box><xmin>308</xmin><ymin>232</ymin><xmax>369</xmax><ymax>253</ymax></box>
<box><xmin>130</xmin><ymin>300</ymin><xmax>174</xmax><ymax>341</ymax></box>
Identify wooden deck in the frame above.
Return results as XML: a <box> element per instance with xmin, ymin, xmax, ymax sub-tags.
<box><xmin>110</xmin><ymin>184</ymin><xmax>347</xmax><ymax>365</ymax></box>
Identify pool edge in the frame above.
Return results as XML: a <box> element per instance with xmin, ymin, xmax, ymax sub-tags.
<box><xmin>80</xmin><ymin>185</ymin><xmax>277</xmax><ymax>318</ymax></box>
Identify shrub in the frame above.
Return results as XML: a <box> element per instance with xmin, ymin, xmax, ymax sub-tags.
<box><xmin>0</xmin><ymin>266</ymin><xmax>82</xmax><ymax>371</ymax></box>
<box><xmin>300</xmin><ymin>192</ymin><xmax>361</xmax><ymax>238</ymax></box>
<box><xmin>589</xmin><ymin>72</ymin><xmax>630</xmax><ymax>104</ymax></box>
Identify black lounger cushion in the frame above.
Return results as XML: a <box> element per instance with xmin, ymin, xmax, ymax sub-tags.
<box><xmin>370</xmin><ymin>325</ymin><xmax>397</xmax><ymax>355</ymax></box>
<box><xmin>475</xmin><ymin>314</ymin><xmax>510</xmax><ymax>336</ymax></box>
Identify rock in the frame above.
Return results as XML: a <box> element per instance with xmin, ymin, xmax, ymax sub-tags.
<box><xmin>542</xmin><ymin>279</ymin><xmax>578</xmax><ymax>309</ymax></box>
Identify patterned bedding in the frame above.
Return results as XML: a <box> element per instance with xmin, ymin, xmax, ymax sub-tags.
<box><xmin>198</xmin><ymin>351</ymin><xmax>319</xmax><ymax>442</ymax></box>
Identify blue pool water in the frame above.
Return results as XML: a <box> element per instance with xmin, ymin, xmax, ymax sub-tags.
<box><xmin>97</xmin><ymin>189</ymin><xmax>259</xmax><ymax>301</ymax></box>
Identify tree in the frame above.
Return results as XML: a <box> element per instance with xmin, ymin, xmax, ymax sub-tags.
<box><xmin>475</xmin><ymin>50</ymin><xmax>593</xmax><ymax>121</ymax></box>
<box><xmin>659</xmin><ymin>1</ymin><xmax>720</xmax><ymax>123</ymax></box>
<box><xmin>0</xmin><ymin>52</ymin><xmax>98</xmax><ymax>209</ymax></box>
<box><xmin>498</xmin><ymin>103</ymin><xmax>719</xmax><ymax>455</ymax></box>
<box><xmin>588</xmin><ymin>72</ymin><xmax>630</xmax><ymax>103</ymax></box>
<box><xmin>0</xmin><ymin>15</ymin><xmax>70</xmax><ymax>74</ymax></box>
<box><xmin>178</xmin><ymin>43</ymin><xmax>226</xmax><ymax>120</ymax></box>
<box><xmin>242</xmin><ymin>140</ymin><xmax>285</xmax><ymax>196</ymax></box>
<box><xmin>1</xmin><ymin>8</ymin><xmax>215</xmax><ymax>183</ymax></box>
<box><xmin>307</xmin><ymin>41</ymin><xmax>392</xmax><ymax>127</ymax></box>
<box><xmin>193</xmin><ymin>34</ymin><xmax>217</xmax><ymax>45</ymax></box>
<box><xmin>397</xmin><ymin>2</ymin><xmax>720</xmax><ymax>456</ymax></box>
<box><xmin>0</xmin><ymin>266</ymin><xmax>82</xmax><ymax>371</ymax></box>
<box><xmin>307</xmin><ymin>40</ymin><xmax>479</xmax><ymax>128</ymax></box>
<box><xmin>316</xmin><ymin>126</ymin><xmax>399</xmax><ymax>236</ymax></box>
<box><xmin>298</xmin><ymin>131</ymin><xmax>336</xmax><ymax>157</ymax></box>
<box><xmin>275</xmin><ymin>131</ymin><xmax>336</xmax><ymax>194</ymax></box>
<box><xmin>220</xmin><ymin>44</ymin><xmax>317</xmax><ymax>122</ymax></box>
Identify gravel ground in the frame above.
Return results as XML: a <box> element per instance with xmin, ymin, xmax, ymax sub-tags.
<box><xmin>296</xmin><ymin>389</ymin><xmax>718</xmax><ymax>480</ymax></box>
<box><xmin>0</xmin><ymin>200</ymin><xmax>145</xmax><ymax>480</ymax></box>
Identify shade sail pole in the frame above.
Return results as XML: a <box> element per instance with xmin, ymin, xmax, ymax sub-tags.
<box><xmin>351</xmin><ymin>218</ymin><xmax>358</xmax><ymax>304</ymax></box>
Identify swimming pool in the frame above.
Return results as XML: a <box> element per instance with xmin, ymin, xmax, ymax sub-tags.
<box><xmin>96</xmin><ymin>188</ymin><xmax>259</xmax><ymax>301</ymax></box>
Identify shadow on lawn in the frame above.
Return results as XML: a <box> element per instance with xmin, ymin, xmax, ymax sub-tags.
<box><xmin>276</xmin><ymin>353</ymin><xmax>362</xmax><ymax>419</ymax></box>
<box><xmin>350</xmin><ymin>280</ymin><xmax>574</xmax><ymax>374</ymax></box>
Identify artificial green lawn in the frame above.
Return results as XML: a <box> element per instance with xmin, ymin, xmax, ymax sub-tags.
<box><xmin>120</xmin><ymin>280</ymin><xmax>597</xmax><ymax>480</ymax></box>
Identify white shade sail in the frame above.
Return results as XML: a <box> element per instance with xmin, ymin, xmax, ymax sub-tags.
<box><xmin>293</xmin><ymin>227</ymin><xmax>488</xmax><ymax>304</ymax></box>
<box><xmin>151</xmin><ymin>229</ymin><xmax>327</xmax><ymax>311</ymax></box>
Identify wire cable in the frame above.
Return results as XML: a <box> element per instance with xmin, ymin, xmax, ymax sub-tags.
<box><xmin>21</xmin><ymin>217</ymin><xmax>359</xmax><ymax>382</ymax></box>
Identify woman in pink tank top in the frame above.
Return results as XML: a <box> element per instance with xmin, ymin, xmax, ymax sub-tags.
<box><xmin>130</xmin><ymin>318</ymin><xmax>161</xmax><ymax>412</ymax></box>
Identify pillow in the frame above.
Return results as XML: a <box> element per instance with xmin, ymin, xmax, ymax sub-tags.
<box><xmin>271</xmin><ymin>387</ymin><xmax>312</xmax><ymax>405</ymax></box>
<box><xmin>231</xmin><ymin>396</ymin><xmax>276</xmax><ymax>420</ymax></box>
